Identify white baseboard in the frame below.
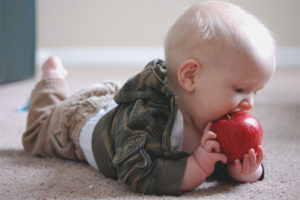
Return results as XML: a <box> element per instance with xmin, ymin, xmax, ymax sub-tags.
<box><xmin>36</xmin><ymin>46</ymin><xmax>300</xmax><ymax>68</ymax></box>
<box><xmin>36</xmin><ymin>47</ymin><xmax>165</xmax><ymax>68</ymax></box>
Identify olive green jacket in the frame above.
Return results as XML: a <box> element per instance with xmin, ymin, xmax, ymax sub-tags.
<box><xmin>91</xmin><ymin>59</ymin><xmax>264</xmax><ymax>195</ymax></box>
<box><xmin>92</xmin><ymin>59</ymin><xmax>189</xmax><ymax>195</ymax></box>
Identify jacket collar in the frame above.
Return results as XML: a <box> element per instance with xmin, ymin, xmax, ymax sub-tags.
<box><xmin>114</xmin><ymin>59</ymin><xmax>174</xmax><ymax>104</ymax></box>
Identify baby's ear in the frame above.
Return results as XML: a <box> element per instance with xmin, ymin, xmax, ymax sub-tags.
<box><xmin>177</xmin><ymin>59</ymin><xmax>201</xmax><ymax>92</ymax></box>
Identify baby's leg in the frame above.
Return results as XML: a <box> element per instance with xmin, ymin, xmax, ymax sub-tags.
<box><xmin>22</xmin><ymin>56</ymin><xmax>69</xmax><ymax>158</ymax></box>
<box><xmin>23</xmin><ymin>56</ymin><xmax>120</xmax><ymax>161</ymax></box>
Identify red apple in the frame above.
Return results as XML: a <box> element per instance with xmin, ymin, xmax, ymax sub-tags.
<box><xmin>211</xmin><ymin>111</ymin><xmax>263</xmax><ymax>163</ymax></box>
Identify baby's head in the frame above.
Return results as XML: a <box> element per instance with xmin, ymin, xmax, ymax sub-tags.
<box><xmin>164</xmin><ymin>1</ymin><xmax>276</xmax><ymax>126</ymax></box>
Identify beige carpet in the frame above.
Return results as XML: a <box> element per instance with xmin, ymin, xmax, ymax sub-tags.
<box><xmin>1</xmin><ymin>66</ymin><xmax>300</xmax><ymax>200</ymax></box>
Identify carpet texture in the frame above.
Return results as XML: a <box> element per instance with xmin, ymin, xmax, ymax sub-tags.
<box><xmin>1</xmin><ymin>66</ymin><xmax>300</xmax><ymax>200</ymax></box>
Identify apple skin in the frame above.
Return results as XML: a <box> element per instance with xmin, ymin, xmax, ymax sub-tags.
<box><xmin>211</xmin><ymin>111</ymin><xmax>263</xmax><ymax>163</ymax></box>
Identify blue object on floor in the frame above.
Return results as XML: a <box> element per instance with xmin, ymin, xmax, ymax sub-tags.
<box><xmin>17</xmin><ymin>98</ymin><xmax>30</xmax><ymax>112</ymax></box>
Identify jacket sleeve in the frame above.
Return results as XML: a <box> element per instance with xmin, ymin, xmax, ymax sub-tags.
<box><xmin>112</xmin><ymin>131</ymin><xmax>187</xmax><ymax>196</ymax></box>
<box><xmin>113</xmin><ymin>98</ymin><xmax>187</xmax><ymax>195</ymax></box>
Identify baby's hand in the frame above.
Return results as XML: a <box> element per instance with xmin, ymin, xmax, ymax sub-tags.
<box><xmin>193</xmin><ymin>122</ymin><xmax>227</xmax><ymax>176</ymax></box>
<box><xmin>227</xmin><ymin>145</ymin><xmax>264</xmax><ymax>182</ymax></box>
<box><xmin>180</xmin><ymin>123</ymin><xmax>228</xmax><ymax>191</ymax></box>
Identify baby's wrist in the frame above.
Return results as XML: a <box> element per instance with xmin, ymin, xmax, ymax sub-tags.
<box><xmin>192</xmin><ymin>153</ymin><xmax>214</xmax><ymax>177</ymax></box>
<box><xmin>181</xmin><ymin>155</ymin><xmax>208</xmax><ymax>191</ymax></box>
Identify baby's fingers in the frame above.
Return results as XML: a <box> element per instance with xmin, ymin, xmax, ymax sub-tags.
<box><xmin>201</xmin><ymin>130</ymin><xmax>217</xmax><ymax>146</ymax></box>
<box><xmin>204</xmin><ymin>122</ymin><xmax>213</xmax><ymax>133</ymax></box>
<box><xmin>203</xmin><ymin>140</ymin><xmax>221</xmax><ymax>153</ymax></box>
<box><xmin>249</xmin><ymin>149</ymin><xmax>257</xmax><ymax>166</ymax></box>
<box><xmin>212</xmin><ymin>152</ymin><xmax>227</xmax><ymax>164</ymax></box>
<box><xmin>242</xmin><ymin>154</ymin><xmax>251</xmax><ymax>174</ymax></box>
<box><xmin>256</xmin><ymin>145</ymin><xmax>264</xmax><ymax>164</ymax></box>
<box><xmin>228</xmin><ymin>159</ymin><xmax>242</xmax><ymax>173</ymax></box>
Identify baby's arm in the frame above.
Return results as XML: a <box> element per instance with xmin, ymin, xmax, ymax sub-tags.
<box><xmin>181</xmin><ymin>123</ymin><xmax>227</xmax><ymax>191</ymax></box>
<box><xmin>227</xmin><ymin>145</ymin><xmax>264</xmax><ymax>182</ymax></box>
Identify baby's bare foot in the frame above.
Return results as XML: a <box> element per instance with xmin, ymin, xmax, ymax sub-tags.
<box><xmin>42</xmin><ymin>56</ymin><xmax>68</xmax><ymax>80</ymax></box>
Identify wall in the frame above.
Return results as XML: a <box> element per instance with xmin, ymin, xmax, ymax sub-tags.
<box><xmin>36</xmin><ymin>0</ymin><xmax>300</xmax><ymax>67</ymax></box>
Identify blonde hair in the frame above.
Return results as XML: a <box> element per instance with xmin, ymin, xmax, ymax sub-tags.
<box><xmin>164</xmin><ymin>1</ymin><xmax>276</xmax><ymax>81</ymax></box>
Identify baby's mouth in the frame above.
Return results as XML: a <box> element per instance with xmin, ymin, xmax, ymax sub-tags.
<box><xmin>214</xmin><ymin>114</ymin><xmax>229</xmax><ymax>122</ymax></box>
<box><xmin>229</xmin><ymin>108</ymin><xmax>241</xmax><ymax>114</ymax></box>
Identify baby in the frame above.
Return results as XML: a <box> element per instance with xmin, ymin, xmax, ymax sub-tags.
<box><xmin>22</xmin><ymin>1</ymin><xmax>276</xmax><ymax>196</ymax></box>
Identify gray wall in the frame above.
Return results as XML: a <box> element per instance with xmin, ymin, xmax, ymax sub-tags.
<box><xmin>36</xmin><ymin>0</ymin><xmax>300</xmax><ymax>48</ymax></box>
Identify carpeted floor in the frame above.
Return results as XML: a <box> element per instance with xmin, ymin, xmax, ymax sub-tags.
<box><xmin>1</xmin><ymin>65</ymin><xmax>300</xmax><ymax>200</ymax></box>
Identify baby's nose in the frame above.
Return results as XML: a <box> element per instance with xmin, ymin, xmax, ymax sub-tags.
<box><xmin>239</xmin><ymin>99</ymin><xmax>253</xmax><ymax>111</ymax></box>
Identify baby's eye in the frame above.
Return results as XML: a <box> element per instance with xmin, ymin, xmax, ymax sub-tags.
<box><xmin>234</xmin><ymin>87</ymin><xmax>246</xmax><ymax>93</ymax></box>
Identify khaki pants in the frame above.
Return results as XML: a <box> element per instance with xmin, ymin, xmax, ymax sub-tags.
<box><xmin>22</xmin><ymin>78</ymin><xmax>119</xmax><ymax>161</ymax></box>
